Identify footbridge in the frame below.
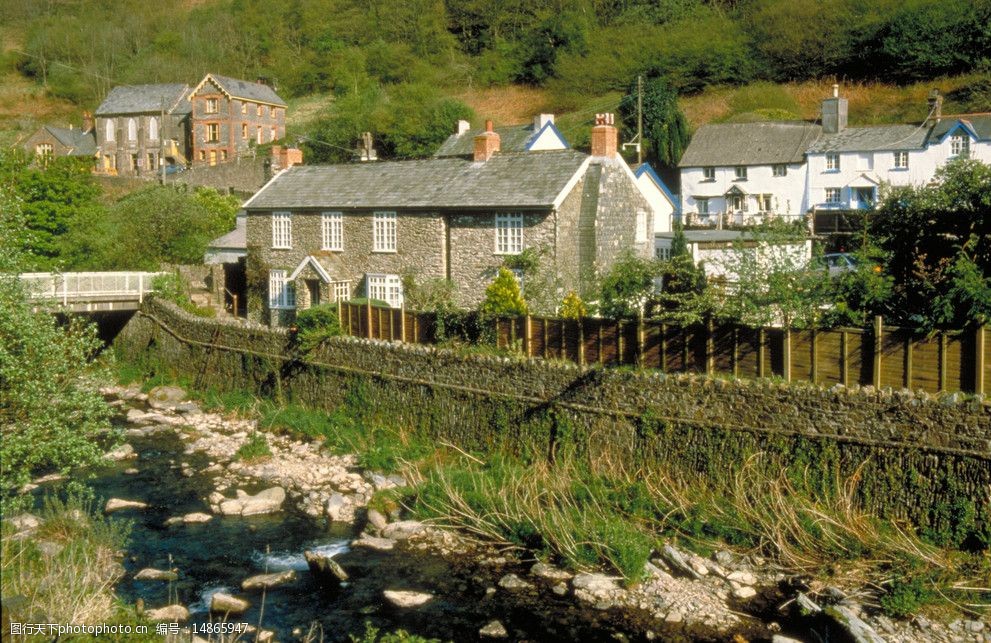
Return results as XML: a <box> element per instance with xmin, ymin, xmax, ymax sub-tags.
<box><xmin>19</xmin><ymin>272</ymin><xmax>164</xmax><ymax>313</ymax></box>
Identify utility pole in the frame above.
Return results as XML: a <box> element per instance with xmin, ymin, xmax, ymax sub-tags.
<box><xmin>160</xmin><ymin>99</ymin><xmax>166</xmax><ymax>184</ymax></box>
<box><xmin>637</xmin><ymin>74</ymin><xmax>643</xmax><ymax>166</ymax></box>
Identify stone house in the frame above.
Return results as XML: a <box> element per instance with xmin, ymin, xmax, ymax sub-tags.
<box><xmin>242</xmin><ymin>116</ymin><xmax>657</xmax><ymax>325</ymax></box>
<box><xmin>679</xmin><ymin>86</ymin><xmax>991</xmax><ymax>228</ymax></box>
<box><xmin>94</xmin><ymin>83</ymin><xmax>192</xmax><ymax>176</ymax></box>
<box><xmin>22</xmin><ymin>121</ymin><xmax>97</xmax><ymax>162</ymax></box>
<box><xmin>187</xmin><ymin>74</ymin><xmax>287</xmax><ymax>168</ymax></box>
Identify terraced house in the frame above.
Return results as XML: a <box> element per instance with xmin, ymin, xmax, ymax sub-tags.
<box><xmin>243</xmin><ymin>116</ymin><xmax>658</xmax><ymax>326</ymax></box>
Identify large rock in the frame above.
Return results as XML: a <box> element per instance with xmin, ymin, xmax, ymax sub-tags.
<box><xmin>383</xmin><ymin>590</ymin><xmax>433</xmax><ymax>608</ymax></box>
<box><xmin>9</xmin><ymin>514</ymin><xmax>42</xmax><ymax>533</ymax></box>
<box><xmin>325</xmin><ymin>493</ymin><xmax>349</xmax><ymax>521</ymax></box>
<box><xmin>351</xmin><ymin>535</ymin><xmax>396</xmax><ymax>551</ymax></box>
<box><xmin>530</xmin><ymin>562</ymin><xmax>572</xmax><ymax>581</ymax></box>
<box><xmin>218</xmin><ymin>487</ymin><xmax>286</xmax><ymax>517</ymax></box>
<box><xmin>241</xmin><ymin>570</ymin><xmax>296</xmax><ymax>591</ymax></box>
<box><xmin>366</xmin><ymin>509</ymin><xmax>388</xmax><ymax>532</ymax></box>
<box><xmin>381</xmin><ymin>520</ymin><xmax>426</xmax><ymax>541</ymax></box>
<box><xmin>105</xmin><ymin>443</ymin><xmax>136</xmax><ymax>461</ymax></box>
<box><xmin>134</xmin><ymin>568</ymin><xmax>178</xmax><ymax>582</ymax></box>
<box><xmin>105</xmin><ymin>498</ymin><xmax>148</xmax><ymax>513</ymax></box>
<box><xmin>147</xmin><ymin>385</ymin><xmax>188</xmax><ymax>410</ymax></box>
<box><xmin>210</xmin><ymin>593</ymin><xmax>250</xmax><ymax>614</ymax></box>
<box><xmin>479</xmin><ymin>620</ymin><xmax>508</xmax><ymax>639</ymax></box>
<box><xmin>498</xmin><ymin>574</ymin><xmax>533</xmax><ymax>591</ymax></box>
<box><xmin>145</xmin><ymin>604</ymin><xmax>189</xmax><ymax>622</ymax></box>
<box><xmin>572</xmin><ymin>573</ymin><xmax>620</xmax><ymax>596</ymax></box>
<box><xmin>304</xmin><ymin>550</ymin><xmax>349</xmax><ymax>585</ymax></box>
<box><xmin>182</xmin><ymin>512</ymin><xmax>213</xmax><ymax>524</ymax></box>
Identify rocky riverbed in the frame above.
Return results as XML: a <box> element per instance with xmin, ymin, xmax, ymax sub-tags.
<box><xmin>15</xmin><ymin>383</ymin><xmax>987</xmax><ymax>642</ymax></box>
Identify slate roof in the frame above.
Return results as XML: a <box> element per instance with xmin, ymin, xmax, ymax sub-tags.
<box><xmin>95</xmin><ymin>84</ymin><xmax>191</xmax><ymax>116</ymax></box>
<box><xmin>929</xmin><ymin>114</ymin><xmax>991</xmax><ymax>141</ymax></box>
<box><xmin>205</xmin><ymin>74</ymin><xmax>286</xmax><ymax>106</ymax></box>
<box><xmin>207</xmin><ymin>213</ymin><xmax>247</xmax><ymax>250</ymax></box>
<box><xmin>44</xmin><ymin>126</ymin><xmax>96</xmax><ymax>156</ymax></box>
<box><xmin>244</xmin><ymin>149</ymin><xmax>590</xmax><ymax>210</ymax></box>
<box><xmin>807</xmin><ymin>124</ymin><xmax>929</xmax><ymax>153</ymax></box>
<box><xmin>435</xmin><ymin>124</ymin><xmax>542</xmax><ymax>157</ymax></box>
<box><xmin>679</xmin><ymin>122</ymin><xmax>821</xmax><ymax>167</ymax></box>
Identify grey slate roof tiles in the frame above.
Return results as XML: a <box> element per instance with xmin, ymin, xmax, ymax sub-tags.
<box><xmin>434</xmin><ymin>124</ymin><xmax>540</xmax><ymax>157</ymax></box>
<box><xmin>807</xmin><ymin>124</ymin><xmax>930</xmax><ymax>153</ymax></box>
<box><xmin>45</xmin><ymin>126</ymin><xmax>97</xmax><ymax>156</ymax></box>
<box><xmin>245</xmin><ymin>149</ymin><xmax>589</xmax><ymax>210</ymax></box>
<box><xmin>929</xmin><ymin>114</ymin><xmax>991</xmax><ymax>141</ymax></box>
<box><xmin>678</xmin><ymin>122</ymin><xmax>822</xmax><ymax>167</ymax></box>
<box><xmin>208</xmin><ymin>74</ymin><xmax>286</xmax><ymax>106</ymax></box>
<box><xmin>95</xmin><ymin>84</ymin><xmax>191</xmax><ymax>116</ymax></box>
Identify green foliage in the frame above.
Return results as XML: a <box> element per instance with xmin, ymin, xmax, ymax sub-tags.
<box><xmin>653</xmin><ymin>254</ymin><xmax>712</xmax><ymax>325</ymax></box>
<box><xmin>151</xmin><ymin>273</ymin><xmax>215</xmax><ymax>318</ymax></box>
<box><xmin>294</xmin><ymin>303</ymin><xmax>342</xmax><ymax>351</ymax></box>
<box><xmin>619</xmin><ymin>75</ymin><xmax>690</xmax><ymax>168</ymax></box>
<box><xmin>822</xmin><ymin>246</ymin><xmax>894</xmax><ymax>327</ymax></box>
<box><xmin>559</xmin><ymin>291</ymin><xmax>587</xmax><ymax>319</ymax></box>
<box><xmin>235</xmin><ymin>432</ymin><xmax>272</xmax><ymax>461</ymax></box>
<box><xmin>502</xmin><ymin>246</ymin><xmax>558</xmax><ymax>314</ymax></box>
<box><xmin>599</xmin><ymin>251</ymin><xmax>658</xmax><ymax>319</ymax></box>
<box><xmin>350</xmin><ymin>622</ymin><xmax>443</xmax><ymax>643</ymax></box>
<box><xmin>880</xmin><ymin>576</ymin><xmax>938</xmax><ymax>618</ymax></box>
<box><xmin>479</xmin><ymin>267</ymin><xmax>527</xmax><ymax>317</ymax></box>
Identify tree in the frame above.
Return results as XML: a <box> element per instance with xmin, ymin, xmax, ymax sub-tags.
<box><xmin>599</xmin><ymin>251</ymin><xmax>659</xmax><ymax>319</ymax></box>
<box><xmin>619</xmin><ymin>75</ymin><xmax>690</xmax><ymax>168</ymax></box>
<box><xmin>559</xmin><ymin>291</ymin><xmax>587</xmax><ymax>319</ymax></box>
<box><xmin>653</xmin><ymin>254</ymin><xmax>712</xmax><ymax>325</ymax></box>
<box><xmin>479</xmin><ymin>267</ymin><xmax>528</xmax><ymax>317</ymax></box>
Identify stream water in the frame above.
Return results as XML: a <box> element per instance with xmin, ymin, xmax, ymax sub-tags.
<box><xmin>40</xmin><ymin>420</ymin><xmax>645</xmax><ymax>643</ymax></box>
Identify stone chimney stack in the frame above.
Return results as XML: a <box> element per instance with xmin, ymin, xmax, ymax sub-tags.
<box><xmin>590</xmin><ymin>113</ymin><xmax>617</xmax><ymax>158</ymax></box>
<box><xmin>927</xmin><ymin>89</ymin><xmax>943</xmax><ymax>126</ymax></box>
<box><xmin>473</xmin><ymin>120</ymin><xmax>500</xmax><ymax>162</ymax></box>
<box><xmin>82</xmin><ymin>111</ymin><xmax>94</xmax><ymax>134</ymax></box>
<box><xmin>821</xmin><ymin>84</ymin><xmax>848</xmax><ymax>134</ymax></box>
<box><xmin>457</xmin><ymin>119</ymin><xmax>471</xmax><ymax>136</ymax></box>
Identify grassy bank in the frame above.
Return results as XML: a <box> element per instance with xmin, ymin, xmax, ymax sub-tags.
<box><xmin>113</xmin><ymin>353</ymin><xmax>991</xmax><ymax>621</ymax></box>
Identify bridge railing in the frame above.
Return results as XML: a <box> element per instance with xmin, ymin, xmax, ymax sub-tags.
<box><xmin>19</xmin><ymin>272</ymin><xmax>166</xmax><ymax>305</ymax></box>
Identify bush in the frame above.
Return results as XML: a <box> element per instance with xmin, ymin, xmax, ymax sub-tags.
<box><xmin>234</xmin><ymin>432</ymin><xmax>272</xmax><ymax>461</ymax></box>
<box><xmin>295</xmin><ymin>303</ymin><xmax>342</xmax><ymax>351</ymax></box>
<box><xmin>559</xmin><ymin>291</ymin><xmax>587</xmax><ymax>319</ymax></box>
<box><xmin>479</xmin><ymin>268</ymin><xmax>527</xmax><ymax>317</ymax></box>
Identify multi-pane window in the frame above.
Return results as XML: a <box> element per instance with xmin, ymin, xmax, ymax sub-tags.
<box><xmin>734</xmin><ymin>166</ymin><xmax>747</xmax><ymax>180</ymax></box>
<box><xmin>268</xmin><ymin>270</ymin><xmax>295</xmax><ymax>309</ymax></box>
<box><xmin>757</xmin><ymin>194</ymin><xmax>773</xmax><ymax>212</ymax></box>
<box><xmin>825</xmin><ymin>188</ymin><xmax>842</xmax><ymax>204</ymax></box>
<box><xmin>272</xmin><ymin>211</ymin><xmax>292</xmax><ymax>249</ymax></box>
<box><xmin>697</xmin><ymin>198</ymin><xmax>709</xmax><ymax>215</ymax></box>
<box><xmin>893</xmin><ymin>151</ymin><xmax>909</xmax><ymax>169</ymax></box>
<box><xmin>35</xmin><ymin>143</ymin><xmax>53</xmax><ymax>159</ymax></box>
<box><xmin>373</xmin><ymin>211</ymin><xmax>397</xmax><ymax>252</ymax></box>
<box><xmin>702</xmin><ymin>166</ymin><xmax>715</xmax><ymax>181</ymax></box>
<box><xmin>495</xmin><ymin>213</ymin><xmax>523</xmax><ymax>254</ymax></box>
<box><xmin>206</xmin><ymin>123</ymin><xmax>219</xmax><ymax>142</ymax></box>
<box><xmin>256</xmin><ymin>105</ymin><xmax>263</xmax><ymax>117</ymax></box>
<box><xmin>332</xmin><ymin>281</ymin><xmax>351</xmax><ymax>303</ymax></box>
<box><xmin>773</xmin><ymin>164</ymin><xmax>787</xmax><ymax>177</ymax></box>
<box><xmin>148</xmin><ymin>117</ymin><xmax>158</xmax><ymax>140</ymax></box>
<box><xmin>206</xmin><ymin>98</ymin><xmax>218</xmax><ymax>114</ymax></box>
<box><xmin>367</xmin><ymin>274</ymin><xmax>403</xmax><ymax>308</ymax></box>
<box><xmin>105</xmin><ymin>119</ymin><xmax>115</xmax><ymax>142</ymax></box>
<box><xmin>825</xmin><ymin>153</ymin><xmax>840</xmax><ymax>171</ymax></box>
<box><xmin>950</xmin><ymin>134</ymin><xmax>969</xmax><ymax>157</ymax></box>
<box><xmin>656</xmin><ymin>245</ymin><xmax>672</xmax><ymax>261</ymax></box>
<box><xmin>321</xmin><ymin>212</ymin><xmax>343</xmax><ymax>251</ymax></box>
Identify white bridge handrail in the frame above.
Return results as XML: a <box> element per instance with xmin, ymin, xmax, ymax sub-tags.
<box><xmin>18</xmin><ymin>272</ymin><xmax>167</xmax><ymax>305</ymax></box>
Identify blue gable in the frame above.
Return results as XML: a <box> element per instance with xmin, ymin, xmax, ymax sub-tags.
<box><xmin>937</xmin><ymin>120</ymin><xmax>980</xmax><ymax>143</ymax></box>
<box><xmin>525</xmin><ymin>121</ymin><xmax>570</xmax><ymax>150</ymax></box>
<box><xmin>634</xmin><ymin>163</ymin><xmax>680</xmax><ymax>213</ymax></box>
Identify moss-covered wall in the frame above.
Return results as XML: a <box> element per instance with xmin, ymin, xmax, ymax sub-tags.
<box><xmin>116</xmin><ymin>299</ymin><xmax>991</xmax><ymax>545</ymax></box>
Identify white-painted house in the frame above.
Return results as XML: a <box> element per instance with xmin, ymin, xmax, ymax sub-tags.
<box><xmin>678</xmin><ymin>87</ymin><xmax>991</xmax><ymax>226</ymax></box>
<box><xmin>634</xmin><ymin>163</ymin><xmax>678</xmax><ymax>235</ymax></box>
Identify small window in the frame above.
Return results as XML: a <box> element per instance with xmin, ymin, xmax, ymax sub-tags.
<box><xmin>773</xmin><ymin>164</ymin><xmax>787</xmax><ymax>177</ymax></box>
<box><xmin>495</xmin><ymin>213</ymin><xmax>523</xmax><ymax>254</ymax></box>
<box><xmin>268</xmin><ymin>270</ymin><xmax>295</xmax><ymax>309</ymax></box>
<box><xmin>655</xmin><ymin>243</ymin><xmax>672</xmax><ymax>261</ymax></box>
<box><xmin>825</xmin><ymin>153</ymin><xmax>840</xmax><ymax>171</ymax></box>
<box><xmin>734</xmin><ymin>166</ymin><xmax>747</xmax><ymax>181</ymax></box>
<box><xmin>950</xmin><ymin>134</ymin><xmax>969</xmax><ymax>157</ymax></box>
<box><xmin>757</xmin><ymin>194</ymin><xmax>773</xmax><ymax>212</ymax></box>
<box><xmin>220</xmin><ymin>150</ymin><xmax>228</xmax><ymax>162</ymax></box>
<box><xmin>257</xmin><ymin>127</ymin><xmax>263</xmax><ymax>144</ymax></box>
<box><xmin>893</xmin><ymin>151</ymin><xmax>909</xmax><ymax>169</ymax></box>
<box><xmin>271</xmin><ymin>126</ymin><xmax>277</xmax><ymax>141</ymax></box>
<box><xmin>272</xmin><ymin>211</ymin><xmax>292</xmax><ymax>249</ymax></box>
<box><xmin>131</xmin><ymin>153</ymin><xmax>139</xmax><ymax>170</ymax></box>
<box><xmin>148</xmin><ymin>117</ymin><xmax>158</xmax><ymax>140</ymax></box>
<box><xmin>321</xmin><ymin>212</ymin><xmax>343</xmax><ymax>251</ymax></box>
<box><xmin>373</xmin><ymin>211</ymin><xmax>397</xmax><ymax>252</ymax></box>
<box><xmin>367</xmin><ymin>274</ymin><xmax>403</xmax><ymax>308</ymax></box>
<box><xmin>697</xmin><ymin>198</ymin><xmax>709</xmax><ymax>215</ymax></box>
<box><xmin>206</xmin><ymin>123</ymin><xmax>219</xmax><ymax>142</ymax></box>
<box><xmin>199</xmin><ymin>150</ymin><xmax>205</xmax><ymax>161</ymax></box>
<box><xmin>205</xmin><ymin>98</ymin><xmax>218</xmax><ymax>114</ymax></box>
<box><xmin>825</xmin><ymin>188</ymin><xmax>842</xmax><ymax>204</ymax></box>
<box><xmin>702</xmin><ymin>167</ymin><xmax>715</xmax><ymax>181</ymax></box>
<box><xmin>35</xmin><ymin>143</ymin><xmax>54</xmax><ymax>159</ymax></box>
<box><xmin>127</xmin><ymin>118</ymin><xmax>137</xmax><ymax>141</ymax></box>
<box><xmin>242</xmin><ymin>123</ymin><xmax>248</xmax><ymax>139</ymax></box>
<box><xmin>208</xmin><ymin>150</ymin><xmax>217</xmax><ymax>166</ymax></box>
<box><xmin>257</xmin><ymin>104</ymin><xmax>263</xmax><ymax>117</ymax></box>
<box><xmin>241</xmin><ymin>103</ymin><xmax>247</xmax><ymax>115</ymax></box>
<box><xmin>271</xmin><ymin>107</ymin><xmax>280</xmax><ymax>120</ymax></box>
<box><xmin>147</xmin><ymin>153</ymin><xmax>156</xmax><ymax>169</ymax></box>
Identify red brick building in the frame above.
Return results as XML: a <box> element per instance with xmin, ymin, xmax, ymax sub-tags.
<box><xmin>188</xmin><ymin>74</ymin><xmax>287</xmax><ymax>167</ymax></box>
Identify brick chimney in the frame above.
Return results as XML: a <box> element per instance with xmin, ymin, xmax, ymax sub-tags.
<box><xmin>473</xmin><ymin>120</ymin><xmax>500</xmax><ymax>162</ymax></box>
<box><xmin>82</xmin><ymin>111</ymin><xmax>94</xmax><ymax>134</ymax></box>
<box><xmin>271</xmin><ymin>145</ymin><xmax>303</xmax><ymax>169</ymax></box>
<box><xmin>590</xmin><ymin>113</ymin><xmax>617</xmax><ymax>158</ymax></box>
<box><xmin>821</xmin><ymin>84</ymin><xmax>848</xmax><ymax>134</ymax></box>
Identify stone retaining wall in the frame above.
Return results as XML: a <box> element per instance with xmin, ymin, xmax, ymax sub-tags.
<box><xmin>116</xmin><ymin>299</ymin><xmax>991</xmax><ymax>543</ymax></box>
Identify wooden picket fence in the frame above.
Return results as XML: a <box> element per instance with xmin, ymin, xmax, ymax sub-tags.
<box><xmin>335</xmin><ymin>301</ymin><xmax>988</xmax><ymax>395</ymax></box>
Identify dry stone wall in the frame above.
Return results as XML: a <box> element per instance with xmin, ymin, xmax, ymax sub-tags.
<box><xmin>116</xmin><ymin>299</ymin><xmax>991</xmax><ymax>541</ymax></box>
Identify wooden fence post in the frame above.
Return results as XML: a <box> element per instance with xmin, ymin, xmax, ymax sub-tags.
<box><xmin>366</xmin><ymin>299</ymin><xmax>373</xmax><ymax>339</ymax></box>
<box><xmin>509</xmin><ymin>316</ymin><xmax>516</xmax><ymax>348</ymax></box>
<box><xmin>758</xmin><ymin>328</ymin><xmax>766</xmax><ymax>378</ymax></box>
<box><xmin>731</xmin><ymin>325</ymin><xmax>739</xmax><ymax>378</ymax></box>
<box><xmin>872</xmin><ymin>315</ymin><xmax>883</xmax><ymax>388</ymax></box>
<box><xmin>939</xmin><ymin>331</ymin><xmax>948</xmax><ymax>392</ymax></box>
<box><xmin>617</xmin><ymin>320</ymin><xmax>624</xmax><ymax>365</ymax></box>
<box><xmin>578</xmin><ymin>318</ymin><xmax>586</xmax><ymax>367</ymax></box>
<box><xmin>841</xmin><ymin>329</ymin><xmax>849</xmax><ymax>386</ymax></box>
<box><xmin>637</xmin><ymin>313</ymin><xmax>645</xmax><ymax>367</ymax></box>
<box><xmin>783</xmin><ymin>327</ymin><xmax>792</xmax><ymax>382</ymax></box>
<box><xmin>705</xmin><ymin>316</ymin><xmax>715</xmax><ymax>375</ymax></box>
<box><xmin>524</xmin><ymin>314</ymin><xmax>532</xmax><ymax>358</ymax></box>
<box><xmin>976</xmin><ymin>325</ymin><xmax>986</xmax><ymax>395</ymax></box>
<box><xmin>905</xmin><ymin>334</ymin><xmax>913</xmax><ymax>389</ymax></box>
<box><xmin>810</xmin><ymin>328</ymin><xmax>818</xmax><ymax>384</ymax></box>
<box><xmin>660</xmin><ymin>323</ymin><xmax>667</xmax><ymax>371</ymax></box>
<box><xmin>400</xmin><ymin>303</ymin><xmax>407</xmax><ymax>343</ymax></box>
<box><xmin>338</xmin><ymin>300</ymin><xmax>345</xmax><ymax>335</ymax></box>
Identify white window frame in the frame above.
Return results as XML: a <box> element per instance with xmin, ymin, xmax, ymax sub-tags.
<box><xmin>734</xmin><ymin>166</ymin><xmax>747</xmax><ymax>181</ymax></box>
<box><xmin>773</xmin><ymin>164</ymin><xmax>787</xmax><ymax>177</ymax></box>
<box><xmin>697</xmin><ymin>198</ymin><xmax>709</xmax><ymax>215</ymax></box>
<box><xmin>367</xmin><ymin>273</ymin><xmax>403</xmax><ymax>308</ymax></box>
<box><xmin>825</xmin><ymin>188</ymin><xmax>842</xmax><ymax>204</ymax></box>
<box><xmin>950</xmin><ymin>134</ymin><xmax>969</xmax><ymax>157</ymax></box>
<box><xmin>825</xmin><ymin>153</ymin><xmax>840</xmax><ymax>171</ymax></box>
<box><xmin>495</xmin><ymin>213</ymin><xmax>523</xmax><ymax>255</ymax></box>
<box><xmin>321</xmin><ymin>211</ymin><xmax>343</xmax><ymax>251</ymax></box>
<box><xmin>272</xmin><ymin>211</ymin><xmax>292</xmax><ymax>249</ymax></box>
<box><xmin>206</xmin><ymin>123</ymin><xmax>219</xmax><ymax>143</ymax></box>
<box><xmin>35</xmin><ymin>143</ymin><xmax>54</xmax><ymax>158</ymax></box>
<box><xmin>757</xmin><ymin>194</ymin><xmax>773</xmax><ymax>212</ymax></box>
<box><xmin>268</xmin><ymin>270</ymin><xmax>295</xmax><ymax>309</ymax></box>
<box><xmin>105</xmin><ymin>118</ymin><xmax>115</xmax><ymax>142</ymax></box>
<box><xmin>206</xmin><ymin>98</ymin><xmax>218</xmax><ymax>114</ymax></box>
<box><xmin>372</xmin><ymin>211</ymin><xmax>397</xmax><ymax>252</ymax></box>
<box><xmin>893</xmin><ymin>151</ymin><xmax>909</xmax><ymax>169</ymax></box>
<box><xmin>702</xmin><ymin>166</ymin><xmax>715</xmax><ymax>181</ymax></box>
<box><xmin>127</xmin><ymin>118</ymin><xmax>137</xmax><ymax>141</ymax></box>
<box><xmin>148</xmin><ymin>117</ymin><xmax>158</xmax><ymax>141</ymax></box>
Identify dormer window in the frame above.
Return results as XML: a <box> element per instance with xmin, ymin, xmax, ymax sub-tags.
<box><xmin>950</xmin><ymin>134</ymin><xmax>969</xmax><ymax>158</ymax></box>
<box><xmin>206</xmin><ymin>98</ymin><xmax>218</xmax><ymax>114</ymax></box>
<box><xmin>702</xmin><ymin>167</ymin><xmax>715</xmax><ymax>181</ymax></box>
<box><xmin>773</xmin><ymin>164</ymin><xmax>787</xmax><ymax>177</ymax></box>
<box><xmin>734</xmin><ymin>166</ymin><xmax>747</xmax><ymax>181</ymax></box>
<box><xmin>825</xmin><ymin>154</ymin><xmax>840</xmax><ymax>171</ymax></box>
